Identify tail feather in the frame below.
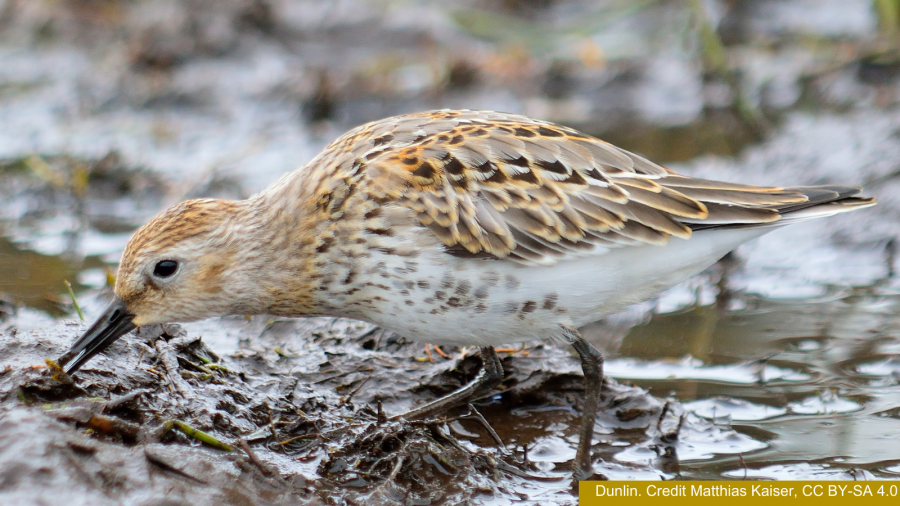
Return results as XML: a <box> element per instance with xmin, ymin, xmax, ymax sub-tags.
<box><xmin>683</xmin><ymin>184</ymin><xmax>876</xmax><ymax>231</ymax></box>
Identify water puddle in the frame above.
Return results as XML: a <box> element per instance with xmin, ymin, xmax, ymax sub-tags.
<box><xmin>605</xmin><ymin>357</ymin><xmax>811</xmax><ymax>384</ymax></box>
<box><xmin>598</xmin><ymin>294</ymin><xmax>900</xmax><ymax>480</ymax></box>
<box><xmin>788</xmin><ymin>392</ymin><xmax>864</xmax><ymax>415</ymax></box>
<box><xmin>723</xmin><ymin>463</ymin><xmax>877</xmax><ymax>480</ymax></box>
<box><xmin>685</xmin><ymin>397</ymin><xmax>788</xmax><ymax>422</ymax></box>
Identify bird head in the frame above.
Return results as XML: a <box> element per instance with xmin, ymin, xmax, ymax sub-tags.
<box><xmin>58</xmin><ymin>198</ymin><xmax>264</xmax><ymax>374</ymax></box>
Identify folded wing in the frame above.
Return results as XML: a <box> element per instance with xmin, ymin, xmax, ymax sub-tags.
<box><xmin>322</xmin><ymin>110</ymin><xmax>874</xmax><ymax>265</ymax></box>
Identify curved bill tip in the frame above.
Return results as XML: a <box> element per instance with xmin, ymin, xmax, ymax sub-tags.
<box><xmin>58</xmin><ymin>296</ymin><xmax>136</xmax><ymax>375</ymax></box>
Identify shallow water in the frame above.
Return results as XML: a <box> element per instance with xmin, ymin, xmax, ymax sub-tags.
<box><xmin>607</xmin><ymin>294</ymin><xmax>900</xmax><ymax>478</ymax></box>
<box><xmin>1</xmin><ymin>0</ymin><xmax>900</xmax><ymax>504</ymax></box>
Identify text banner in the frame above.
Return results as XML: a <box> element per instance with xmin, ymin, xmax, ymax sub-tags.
<box><xmin>579</xmin><ymin>481</ymin><xmax>900</xmax><ymax>505</ymax></box>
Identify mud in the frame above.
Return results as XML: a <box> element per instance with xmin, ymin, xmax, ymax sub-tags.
<box><xmin>0</xmin><ymin>313</ymin><xmax>733</xmax><ymax>505</ymax></box>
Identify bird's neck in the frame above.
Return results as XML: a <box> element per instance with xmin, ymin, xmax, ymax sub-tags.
<box><xmin>246</xmin><ymin>163</ymin><xmax>398</xmax><ymax>320</ymax></box>
<box><xmin>223</xmin><ymin>189</ymin><xmax>322</xmax><ymax>318</ymax></box>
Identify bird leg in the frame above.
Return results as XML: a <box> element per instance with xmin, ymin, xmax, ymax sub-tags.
<box><xmin>561</xmin><ymin>325</ymin><xmax>605</xmax><ymax>481</ymax></box>
<box><xmin>397</xmin><ymin>346</ymin><xmax>504</xmax><ymax>421</ymax></box>
<box><xmin>397</xmin><ymin>335</ymin><xmax>604</xmax><ymax>481</ymax></box>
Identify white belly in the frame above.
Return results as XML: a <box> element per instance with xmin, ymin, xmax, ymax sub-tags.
<box><xmin>335</xmin><ymin>227</ymin><xmax>770</xmax><ymax>347</ymax></box>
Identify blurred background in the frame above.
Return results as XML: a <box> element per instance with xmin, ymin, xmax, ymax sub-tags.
<box><xmin>1</xmin><ymin>0</ymin><xmax>899</xmax><ymax>315</ymax></box>
<box><xmin>2</xmin><ymin>0</ymin><xmax>900</xmax><ymax>487</ymax></box>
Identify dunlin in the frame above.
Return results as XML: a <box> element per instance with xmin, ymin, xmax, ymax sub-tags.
<box><xmin>59</xmin><ymin>109</ymin><xmax>875</xmax><ymax>479</ymax></box>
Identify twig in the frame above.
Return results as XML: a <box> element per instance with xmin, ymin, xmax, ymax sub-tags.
<box><xmin>49</xmin><ymin>407</ymin><xmax>140</xmax><ymax>440</ymax></box>
<box><xmin>276</xmin><ymin>433</ymin><xmax>322</xmax><ymax>446</ymax></box>
<box><xmin>63</xmin><ymin>280</ymin><xmax>84</xmax><ymax>321</ymax></box>
<box><xmin>104</xmin><ymin>389</ymin><xmax>150</xmax><ymax>413</ymax></box>
<box><xmin>155</xmin><ymin>340</ymin><xmax>191</xmax><ymax>395</ymax></box>
<box><xmin>433</xmin><ymin>345</ymin><xmax>451</xmax><ymax>359</ymax></box>
<box><xmin>494</xmin><ymin>457</ymin><xmax>564</xmax><ymax>482</ymax></box>
<box><xmin>463</xmin><ymin>404</ymin><xmax>508</xmax><ymax>453</ymax></box>
<box><xmin>340</xmin><ymin>376</ymin><xmax>370</xmax><ymax>404</ymax></box>
<box><xmin>238</xmin><ymin>439</ymin><xmax>275</xmax><ymax>476</ymax></box>
<box><xmin>161</xmin><ymin>420</ymin><xmax>235</xmax><ymax>451</ymax></box>
<box><xmin>381</xmin><ymin>454</ymin><xmax>406</xmax><ymax>484</ymax></box>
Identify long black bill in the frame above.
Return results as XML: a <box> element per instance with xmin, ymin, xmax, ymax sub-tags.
<box><xmin>58</xmin><ymin>296</ymin><xmax>136</xmax><ymax>374</ymax></box>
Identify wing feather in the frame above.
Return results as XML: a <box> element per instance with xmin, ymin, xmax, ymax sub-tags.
<box><xmin>306</xmin><ymin>110</ymin><xmax>868</xmax><ymax>265</ymax></box>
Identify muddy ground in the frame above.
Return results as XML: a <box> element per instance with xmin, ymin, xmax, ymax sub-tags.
<box><xmin>1</xmin><ymin>1</ymin><xmax>900</xmax><ymax>505</ymax></box>
<box><xmin>1</xmin><ymin>314</ymin><xmax>715</xmax><ymax>505</ymax></box>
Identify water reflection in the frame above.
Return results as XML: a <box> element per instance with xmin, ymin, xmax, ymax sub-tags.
<box><xmin>0</xmin><ymin>236</ymin><xmax>84</xmax><ymax>316</ymax></box>
<box><xmin>595</xmin><ymin>293</ymin><xmax>900</xmax><ymax>478</ymax></box>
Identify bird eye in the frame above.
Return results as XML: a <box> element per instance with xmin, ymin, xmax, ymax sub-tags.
<box><xmin>153</xmin><ymin>260</ymin><xmax>179</xmax><ymax>278</ymax></box>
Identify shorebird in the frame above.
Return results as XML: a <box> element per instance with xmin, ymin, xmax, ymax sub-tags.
<box><xmin>58</xmin><ymin>109</ymin><xmax>875</xmax><ymax>480</ymax></box>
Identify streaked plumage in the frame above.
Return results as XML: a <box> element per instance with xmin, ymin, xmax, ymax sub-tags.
<box><xmin>59</xmin><ymin>109</ymin><xmax>876</xmax><ymax>480</ymax></box>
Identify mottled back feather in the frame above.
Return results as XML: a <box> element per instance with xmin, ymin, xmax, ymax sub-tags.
<box><xmin>298</xmin><ymin>110</ymin><xmax>874</xmax><ymax>265</ymax></box>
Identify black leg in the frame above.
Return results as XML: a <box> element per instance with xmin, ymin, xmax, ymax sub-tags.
<box><xmin>562</xmin><ymin>325</ymin><xmax>604</xmax><ymax>481</ymax></box>
<box><xmin>396</xmin><ymin>346</ymin><xmax>504</xmax><ymax>420</ymax></box>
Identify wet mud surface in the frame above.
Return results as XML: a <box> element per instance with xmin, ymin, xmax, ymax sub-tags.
<box><xmin>2</xmin><ymin>0</ymin><xmax>900</xmax><ymax>504</ymax></box>
<box><xmin>2</xmin><ymin>292</ymin><xmax>898</xmax><ymax>505</ymax></box>
<box><xmin>0</xmin><ymin>316</ymin><xmax>712</xmax><ymax>505</ymax></box>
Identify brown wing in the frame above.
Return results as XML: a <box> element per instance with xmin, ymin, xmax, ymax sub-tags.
<box><xmin>316</xmin><ymin>110</ymin><xmax>817</xmax><ymax>265</ymax></box>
